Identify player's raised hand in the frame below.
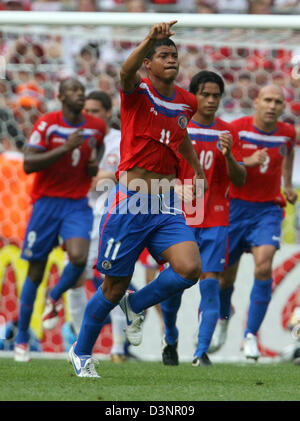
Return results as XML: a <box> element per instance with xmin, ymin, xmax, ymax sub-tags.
<box><xmin>65</xmin><ymin>129</ymin><xmax>85</xmax><ymax>151</ymax></box>
<box><xmin>219</xmin><ymin>132</ymin><xmax>233</xmax><ymax>156</ymax></box>
<box><xmin>148</xmin><ymin>20</ymin><xmax>177</xmax><ymax>41</ymax></box>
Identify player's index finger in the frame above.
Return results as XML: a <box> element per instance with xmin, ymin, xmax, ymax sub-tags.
<box><xmin>169</xmin><ymin>20</ymin><xmax>178</xmax><ymax>27</ymax></box>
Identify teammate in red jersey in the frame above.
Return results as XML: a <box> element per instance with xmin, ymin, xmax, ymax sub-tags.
<box><xmin>160</xmin><ymin>71</ymin><xmax>246</xmax><ymax>366</ymax></box>
<box><xmin>14</xmin><ymin>78</ymin><xmax>105</xmax><ymax>362</ymax></box>
<box><xmin>69</xmin><ymin>21</ymin><xmax>208</xmax><ymax>378</ymax></box>
<box><xmin>209</xmin><ymin>84</ymin><xmax>298</xmax><ymax>360</ymax></box>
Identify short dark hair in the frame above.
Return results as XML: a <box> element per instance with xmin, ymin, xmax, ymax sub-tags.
<box><xmin>85</xmin><ymin>91</ymin><xmax>112</xmax><ymax>111</ymax></box>
<box><xmin>145</xmin><ymin>38</ymin><xmax>177</xmax><ymax>60</ymax></box>
<box><xmin>189</xmin><ymin>71</ymin><xmax>225</xmax><ymax>95</ymax></box>
<box><xmin>58</xmin><ymin>78</ymin><xmax>84</xmax><ymax>95</ymax></box>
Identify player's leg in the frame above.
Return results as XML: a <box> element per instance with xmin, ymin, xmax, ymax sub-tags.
<box><xmin>15</xmin><ymin>197</ymin><xmax>61</xmax><ymax>361</ymax></box>
<box><xmin>209</xmin><ymin>200</ymin><xmax>247</xmax><ymax>354</ymax></box>
<box><xmin>192</xmin><ymin>227</ymin><xmax>227</xmax><ymax>365</ymax></box>
<box><xmin>160</xmin><ymin>290</ymin><xmax>182</xmax><ymax>365</ymax></box>
<box><xmin>242</xmin><ymin>203</ymin><xmax>282</xmax><ymax>360</ymax></box>
<box><xmin>243</xmin><ymin>244</ymin><xmax>276</xmax><ymax>360</ymax></box>
<box><xmin>14</xmin><ymin>261</ymin><xmax>46</xmax><ymax>361</ymax></box>
<box><xmin>208</xmin><ymin>261</ymin><xmax>240</xmax><ymax>354</ymax></box>
<box><xmin>42</xmin><ymin>237</ymin><xmax>90</xmax><ymax>330</ymax></box>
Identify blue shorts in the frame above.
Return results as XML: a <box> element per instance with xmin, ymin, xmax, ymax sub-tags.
<box><xmin>21</xmin><ymin>196</ymin><xmax>93</xmax><ymax>261</ymax></box>
<box><xmin>191</xmin><ymin>226</ymin><xmax>228</xmax><ymax>273</ymax></box>
<box><xmin>96</xmin><ymin>183</ymin><xmax>196</xmax><ymax>277</ymax></box>
<box><xmin>228</xmin><ymin>198</ymin><xmax>284</xmax><ymax>266</ymax></box>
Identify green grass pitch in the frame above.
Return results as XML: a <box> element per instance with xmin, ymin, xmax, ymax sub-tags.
<box><xmin>1</xmin><ymin>358</ymin><xmax>300</xmax><ymax>402</ymax></box>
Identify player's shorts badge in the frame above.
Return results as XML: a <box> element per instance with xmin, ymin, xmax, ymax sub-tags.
<box><xmin>178</xmin><ymin>115</ymin><xmax>188</xmax><ymax>129</ymax></box>
<box><xmin>24</xmin><ymin>249</ymin><xmax>33</xmax><ymax>258</ymax></box>
<box><xmin>102</xmin><ymin>260</ymin><xmax>112</xmax><ymax>270</ymax></box>
<box><xmin>279</xmin><ymin>144</ymin><xmax>287</xmax><ymax>156</ymax></box>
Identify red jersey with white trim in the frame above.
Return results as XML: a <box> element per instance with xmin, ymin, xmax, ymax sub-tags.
<box><xmin>27</xmin><ymin>110</ymin><xmax>105</xmax><ymax>202</ymax></box>
<box><xmin>179</xmin><ymin>118</ymin><xmax>243</xmax><ymax>228</ymax></box>
<box><xmin>229</xmin><ymin>116</ymin><xmax>296</xmax><ymax>203</ymax></box>
<box><xmin>117</xmin><ymin>78</ymin><xmax>198</xmax><ymax>177</ymax></box>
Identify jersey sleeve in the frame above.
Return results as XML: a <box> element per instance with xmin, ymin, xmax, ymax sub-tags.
<box><xmin>27</xmin><ymin>115</ymin><xmax>50</xmax><ymax>150</ymax></box>
<box><xmin>286</xmin><ymin>123</ymin><xmax>296</xmax><ymax>151</ymax></box>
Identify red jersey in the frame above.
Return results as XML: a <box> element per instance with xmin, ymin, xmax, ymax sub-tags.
<box><xmin>229</xmin><ymin>116</ymin><xmax>296</xmax><ymax>203</ymax></box>
<box><xmin>117</xmin><ymin>78</ymin><xmax>197</xmax><ymax>177</ymax></box>
<box><xmin>179</xmin><ymin>118</ymin><xmax>243</xmax><ymax>228</ymax></box>
<box><xmin>27</xmin><ymin>110</ymin><xmax>105</xmax><ymax>202</ymax></box>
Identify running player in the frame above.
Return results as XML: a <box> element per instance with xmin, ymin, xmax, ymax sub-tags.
<box><xmin>160</xmin><ymin>71</ymin><xmax>246</xmax><ymax>366</ymax></box>
<box><xmin>209</xmin><ymin>84</ymin><xmax>298</xmax><ymax>360</ymax></box>
<box><xmin>14</xmin><ymin>78</ymin><xmax>105</xmax><ymax>362</ymax></box>
<box><xmin>69</xmin><ymin>21</ymin><xmax>207</xmax><ymax>378</ymax></box>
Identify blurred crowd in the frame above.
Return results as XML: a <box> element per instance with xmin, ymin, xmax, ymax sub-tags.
<box><xmin>0</xmin><ymin>0</ymin><xmax>299</xmax><ymax>152</ymax></box>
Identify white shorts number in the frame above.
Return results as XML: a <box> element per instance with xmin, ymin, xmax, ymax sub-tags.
<box><xmin>104</xmin><ymin>238</ymin><xmax>121</xmax><ymax>261</ymax></box>
<box><xmin>27</xmin><ymin>231</ymin><xmax>37</xmax><ymax>249</ymax></box>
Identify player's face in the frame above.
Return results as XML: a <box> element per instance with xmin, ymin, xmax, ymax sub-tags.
<box><xmin>195</xmin><ymin>82</ymin><xmax>222</xmax><ymax>117</ymax></box>
<box><xmin>255</xmin><ymin>89</ymin><xmax>285</xmax><ymax>126</ymax></box>
<box><xmin>84</xmin><ymin>99</ymin><xmax>110</xmax><ymax>123</ymax></box>
<box><xmin>145</xmin><ymin>45</ymin><xmax>179</xmax><ymax>82</ymax></box>
<box><xmin>60</xmin><ymin>81</ymin><xmax>86</xmax><ymax>112</ymax></box>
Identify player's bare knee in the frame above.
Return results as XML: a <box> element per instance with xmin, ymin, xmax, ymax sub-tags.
<box><xmin>255</xmin><ymin>261</ymin><xmax>272</xmax><ymax>280</ymax></box>
<box><xmin>68</xmin><ymin>252</ymin><xmax>88</xmax><ymax>267</ymax></box>
<box><xmin>173</xmin><ymin>260</ymin><xmax>202</xmax><ymax>281</ymax></box>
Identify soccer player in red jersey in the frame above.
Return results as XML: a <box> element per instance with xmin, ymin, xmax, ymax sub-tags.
<box><xmin>14</xmin><ymin>78</ymin><xmax>105</xmax><ymax>362</ymax></box>
<box><xmin>69</xmin><ymin>21</ymin><xmax>207</xmax><ymax>378</ymax></box>
<box><xmin>160</xmin><ymin>71</ymin><xmax>246</xmax><ymax>366</ymax></box>
<box><xmin>210</xmin><ymin>84</ymin><xmax>298</xmax><ymax>360</ymax></box>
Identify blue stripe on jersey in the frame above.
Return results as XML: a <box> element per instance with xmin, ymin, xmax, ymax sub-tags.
<box><xmin>240</xmin><ymin>136</ymin><xmax>284</xmax><ymax>148</ymax></box>
<box><xmin>189</xmin><ymin>134</ymin><xmax>219</xmax><ymax>142</ymax></box>
<box><xmin>51</xmin><ymin>130</ymin><xmax>91</xmax><ymax>140</ymax></box>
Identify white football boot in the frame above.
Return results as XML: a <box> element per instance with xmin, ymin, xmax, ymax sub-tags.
<box><xmin>243</xmin><ymin>332</ymin><xmax>260</xmax><ymax>361</ymax></box>
<box><xmin>119</xmin><ymin>291</ymin><xmax>144</xmax><ymax>346</ymax></box>
<box><xmin>69</xmin><ymin>343</ymin><xmax>100</xmax><ymax>378</ymax></box>
<box><xmin>208</xmin><ymin>318</ymin><xmax>230</xmax><ymax>353</ymax></box>
<box><xmin>14</xmin><ymin>343</ymin><xmax>30</xmax><ymax>362</ymax></box>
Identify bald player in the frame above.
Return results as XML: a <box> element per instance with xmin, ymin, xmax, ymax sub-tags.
<box><xmin>209</xmin><ymin>85</ymin><xmax>298</xmax><ymax>360</ymax></box>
